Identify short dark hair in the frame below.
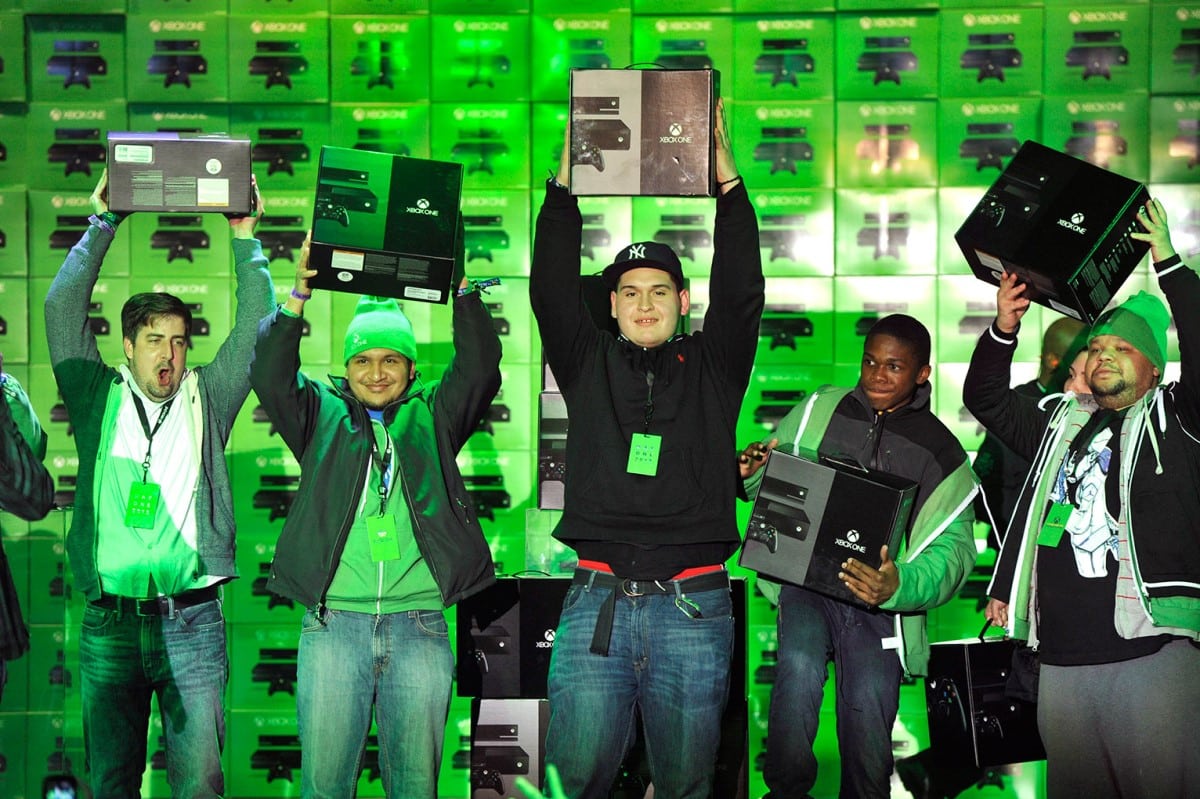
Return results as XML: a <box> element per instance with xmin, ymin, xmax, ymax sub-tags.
<box><xmin>866</xmin><ymin>314</ymin><xmax>931</xmax><ymax>366</ymax></box>
<box><xmin>121</xmin><ymin>293</ymin><xmax>192</xmax><ymax>343</ymax></box>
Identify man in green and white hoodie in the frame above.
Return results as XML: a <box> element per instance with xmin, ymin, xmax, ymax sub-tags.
<box><xmin>741</xmin><ymin>314</ymin><xmax>978</xmax><ymax>799</ymax></box>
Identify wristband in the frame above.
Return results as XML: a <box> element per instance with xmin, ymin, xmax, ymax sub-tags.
<box><xmin>290</xmin><ymin>288</ymin><xmax>312</xmax><ymax>301</ymax></box>
<box><xmin>457</xmin><ymin>277</ymin><xmax>502</xmax><ymax>297</ymax></box>
<box><xmin>88</xmin><ymin>212</ymin><xmax>121</xmax><ymax>236</ymax></box>
<box><xmin>548</xmin><ymin>174</ymin><xmax>568</xmax><ymax>190</ymax></box>
<box><xmin>1154</xmin><ymin>253</ymin><xmax>1182</xmax><ymax>270</ymax></box>
<box><xmin>716</xmin><ymin>175</ymin><xmax>742</xmax><ymax>187</ymax></box>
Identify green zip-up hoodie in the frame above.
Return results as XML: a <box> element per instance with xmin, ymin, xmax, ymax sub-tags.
<box><xmin>745</xmin><ymin>384</ymin><xmax>979</xmax><ymax>677</ymax></box>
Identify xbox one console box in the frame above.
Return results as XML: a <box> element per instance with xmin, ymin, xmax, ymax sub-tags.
<box><xmin>955</xmin><ymin>139</ymin><xmax>1150</xmax><ymax>325</ymax></box>
<box><xmin>309</xmin><ymin>145</ymin><xmax>463</xmax><ymax>304</ymax></box>
<box><xmin>739</xmin><ymin>449</ymin><xmax>916</xmax><ymax>607</ymax></box>
<box><xmin>106</xmin><ymin>132</ymin><xmax>253</xmax><ymax>215</ymax></box>
<box><xmin>569</xmin><ymin>67</ymin><xmax>718</xmax><ymax>197</ymax></box>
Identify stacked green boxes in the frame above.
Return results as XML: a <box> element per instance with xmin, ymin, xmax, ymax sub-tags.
<box><xmin>2</xmin><ymin>2</ymin><xmax>1199</xmax><ymax>798</ymax></box>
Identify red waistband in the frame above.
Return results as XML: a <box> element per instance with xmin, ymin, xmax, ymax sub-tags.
<box><xmin>576</xmin><ymin>560</ymin><xmax>726</xmax><ymax>581</ymax></box>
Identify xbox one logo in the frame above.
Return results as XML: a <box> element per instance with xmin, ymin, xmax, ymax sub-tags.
<box><xmin>1071</xmin><ymin>212</ymin><xmax>1085</xmax><ymax>224</ymax></box>
<box><xmin>669</xmin><ymin>123</ymin><xmax>683</xmax><ymax>136</ymax></box>
<box><xmin>846</xmin><ymin>530</ymin><xmax>860</xmax><ymax>543</ymax></box>
<box><xmin>405</xmin><ymin>197</ymin><xmax>439</xmax><ymax>216</ymax></box>
<box><xmin>535</xmin><ymin>628</ymin><xmax>556</xmax><ymax>649</ymax></box>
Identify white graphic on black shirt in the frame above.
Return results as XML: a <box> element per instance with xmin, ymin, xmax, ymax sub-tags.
<box><xmin>1050</xmin><ymin>427</ymin><xmax>1117</xmax><ymax>578</ymax></box>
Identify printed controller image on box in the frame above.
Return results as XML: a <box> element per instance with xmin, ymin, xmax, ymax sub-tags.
<box><xmin>740</xmin><ymin>449</ymin><xmax>916</xmax><ymax>607</ymax></box>
<box><xmin>309</xmin><ymin>145</ymin><xmax>463</xmax><ymax>304</ymax></box>
<box><xmin>569</xmin><ymin>68</ymin><xmax>717</xmax><ymax>197</ymax></box>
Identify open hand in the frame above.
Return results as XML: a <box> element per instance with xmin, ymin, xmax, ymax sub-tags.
<box><xmin>840</xmin><ymin>545</ymin><xmax>899</xmax><ymax>606</ymax></box>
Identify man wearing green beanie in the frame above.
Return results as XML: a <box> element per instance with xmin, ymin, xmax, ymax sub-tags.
<box><xmin>964</xmin><ymin>197</ymin><xmax>1200</xmax><ymax>799</ymax></box>
<box><xmin>250</xmin><ymin>227</ymin><xmax>501</xmax><ymax>799</ymax></box>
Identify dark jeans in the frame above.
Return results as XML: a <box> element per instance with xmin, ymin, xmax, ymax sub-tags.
<box><xmin>545</xmin><ymin>580</ymin><xmax>734</xmax><ymax>799</ymax></box>
<box><xmin>764</xmin><ymin>585</ymin><xmax>901</xmax><ymax>799</ymax></box>
<box><xmin>79</xmin><ymin>599</ymin><xmax>227</xmax><ymax>799</ymax></box>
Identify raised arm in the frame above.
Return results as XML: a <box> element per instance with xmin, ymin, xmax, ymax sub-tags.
<box><xmin>434</xmin><ymin>214</ymin><xmax>503</xmax><ymax>452</ymax></box>
<box><xmin>203</xmin><ymin>178</ymin><xmax>276</xmax><ymax>427</ymax></box>
<box><xmin>529</xmin><ymin>128</ymin><xmax>592</xmax><ymax>391</ymax></box>
<box><xmin>45</xmin><ymin>170</ymin><xmax>116</xmax><ymax>371</ymax></box>
<box><xmin>700</xmin><ymin>99</ymin><xmax>765</xmax><ymax>388</ymax></box>
<box><xmin>963</xmin><ymin>272</ymin><xmax>1055</xmax><ymax>459</ymax></box>
<box><xmin>1132</xmin><ymin>199</ymin><xmax>1200</xmax><ymax>421</ymax></box>
<box><xmin>249</xmin><ymin>232</ymin><xmax>323</xmax><ymax>461</ymax></box>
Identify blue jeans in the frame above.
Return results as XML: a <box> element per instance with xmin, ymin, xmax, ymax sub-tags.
<box><xmin>296</xmin><ymin>608</ymin><xmax>453</xmax><ymax>799</ymax></box>
<box><xmin>545</xmin><ymin>579</ymin><xmax>734</xmax><ymax>799</ymax></box>
<box><xmin>764</xmin><ymin>585</ymin><xmax>901</xmax><ymax>799</ymax></box>
<box><xmin>79</xmin><ymin>599</ymin><xmax>227</xmax><ymax>799</ymax></box>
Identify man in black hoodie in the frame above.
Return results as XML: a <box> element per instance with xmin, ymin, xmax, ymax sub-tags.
<box><xmin>529</xmin><ymin>101</ymin><xmax>764</xmax><ymax>799</ymax></box>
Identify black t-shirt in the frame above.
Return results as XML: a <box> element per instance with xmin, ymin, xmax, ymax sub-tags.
<box><xmin>1036</xmin><ymin>408</ymin><xmax>1174</xmax><ymax>665</ymax></box>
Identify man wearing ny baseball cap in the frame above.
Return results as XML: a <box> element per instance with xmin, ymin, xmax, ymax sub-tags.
<box><xmin>964</xmin><ymin>197</ymin><xmax>1200</xmax><ymax>798</ymax></box>
<box><xmin>530</xmin><ymin>99</ymin><xmax>764</xmax><ymax>799</ymax></box>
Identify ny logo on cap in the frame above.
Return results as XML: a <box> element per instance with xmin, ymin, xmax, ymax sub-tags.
<box><xmin>627</xmin><ymin>244</ymin><xmax>646</xmax><ymax>260</ymax></box>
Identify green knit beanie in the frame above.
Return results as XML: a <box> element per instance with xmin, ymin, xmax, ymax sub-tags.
<box><xmin>342</xmin><ymin>295</ymin><xmax>418</xmax><ymax>365</ymax></box>
<box><xmin>1089</xmin><ymin>290</ymin><xmax>1169</xmax><ymax>375</ymax></box>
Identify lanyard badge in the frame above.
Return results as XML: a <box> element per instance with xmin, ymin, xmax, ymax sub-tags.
<box><xmin>124</xmin><ymin>481</ymin><xmax>162</xmax><ymax>528</ymax></box>
<box><xmin>126</xmin><ymin>391</ymin><xmax>173</xmax><ymax>529</ymax></box>
<box><xmin>1038</xmin><ymin>501</ymin><xmax>1073</xmax><ymax>548</ymax></box>
<box><xmin>627</xmin><ymin>368</ymin><xmax>662</xmax><ymax>476</ymax></box>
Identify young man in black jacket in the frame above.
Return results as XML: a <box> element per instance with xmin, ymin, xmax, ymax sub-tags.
<box><xmin>250</xmin><ymin>232</ymin><xmax>501</xmax><ymax>799</ymax></box>
<box><xmin>529</xmin><ymin>102</ymin><xmax>764</xmax><ymax>799</ymax></box>
<box><xmin>964</xmin><ymin>199</ymin><xmax>1200</xmax><ymax>798</ymax></box>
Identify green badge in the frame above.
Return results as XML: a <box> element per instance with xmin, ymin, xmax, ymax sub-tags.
<box><xmin>124</xmin><ymin>481</ymin><xmax>161</xmax><ymax>529</ymax></box>
<box><xmin>627</xmin><ymin>433</ymin><xmax>662</xmax><ymax>476</ymax></box>
<box><xmin>367</xmin><ymin>514</ymin><xmax>402</xmax><ymax>562</ymax></box>
<box><xmin>1038</xmin><ymin>501</ymin><xmax>1073</xmax><ymax>548</ymax></box>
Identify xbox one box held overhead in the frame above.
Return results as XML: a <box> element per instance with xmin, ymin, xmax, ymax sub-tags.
<box><xmin>309</xmin><ymin>145</ymin><xmax>463</xmax><ymax>304</ymax></box>
<box><xmin>568</xmin><ymin>67</ymin><xmax>718</xmax><ymax>197</ymax></box>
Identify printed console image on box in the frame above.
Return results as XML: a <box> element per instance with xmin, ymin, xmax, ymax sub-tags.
<box><xmin>106</xmin><ymin>132</ymin><xmax>253</xmax><ymax>216</ymax></box>
<box><xmin>309</xmin><ymin>145</ymin><xmax>463</xmax><ymax>304</ymax></box>
<box><xmin>739</xmin><ymin>449</ymin><xmax>916</xmax><ymax>606</ymax></box>
<box><xmin>955</xmin><ymin>140</ymin><xmax>1150</xmax><ymax>324</ymax></box>
<box><xmin>569</xmin><ymin>68</ymin><xmax>718</xmax><ymax>197</ymax></box>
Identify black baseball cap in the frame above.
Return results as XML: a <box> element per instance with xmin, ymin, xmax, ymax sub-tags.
<box><xmin>601</xmin><ymin>241</ymin><xmax>685</xmax><ymax>292</ymax></box>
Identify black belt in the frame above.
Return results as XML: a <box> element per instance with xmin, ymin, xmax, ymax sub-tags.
<box><xmin>88</xmin><ymin>585</ymin><xmax>220</xmax><ymax>617</ymax></box>
<box><xmin>573</xmin><ymin>567</ymin><xmax>730</xmax><ymax>657</ymax></box>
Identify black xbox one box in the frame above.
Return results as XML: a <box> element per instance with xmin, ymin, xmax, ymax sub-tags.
<box><xmin>569</xmin><ymin>67</ymin><xmax>718</xmax><ymax>197</ymax></box>
<box><xmin>955</xmin><ymin>139</ymin><xmax>1150</xmax><ymax>325</ymax></box>
<box><xmin>309</xmin><ymin>145</ymin><xmax>463</xmax><ymax>304</ymax></box>
<box><xmin>106</xmin><ymin>132</ymin><xmax>253</xmax><ymax>215</ymax></box>
<box><xmin>739</xmin><ymin>449</ymin><xmax>916</xmax><ymax>607</ymax></box>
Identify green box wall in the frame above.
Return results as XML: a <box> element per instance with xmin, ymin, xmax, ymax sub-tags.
<box><xmin>3</xmin><ymin>5</ymin><xmax>1199</xmax><ymax>798</ymax></box>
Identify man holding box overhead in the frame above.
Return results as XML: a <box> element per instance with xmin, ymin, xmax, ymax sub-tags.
<box><xmin>740</xmin><ymin>314</ymin><xmax>979</xmax><ymax>799</ymax></box>
<box><xmin>965</xmin><ymin>199</ymin><xmax>1200</xmax><ymax>798</ymax></box>
<box><xmin>44</xmin><ymin>170</ymin><xmax>274</xmax><ymax>798</ymax></box>
<box><xmin>249</xmin><ymin>225</ymin><xmax>501</xmax><ymax>799</ymax></box>
<box><xmin>529</xmin><ymin>100</ymin><xmax>764</xmax><ymax>799</ymax></box>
